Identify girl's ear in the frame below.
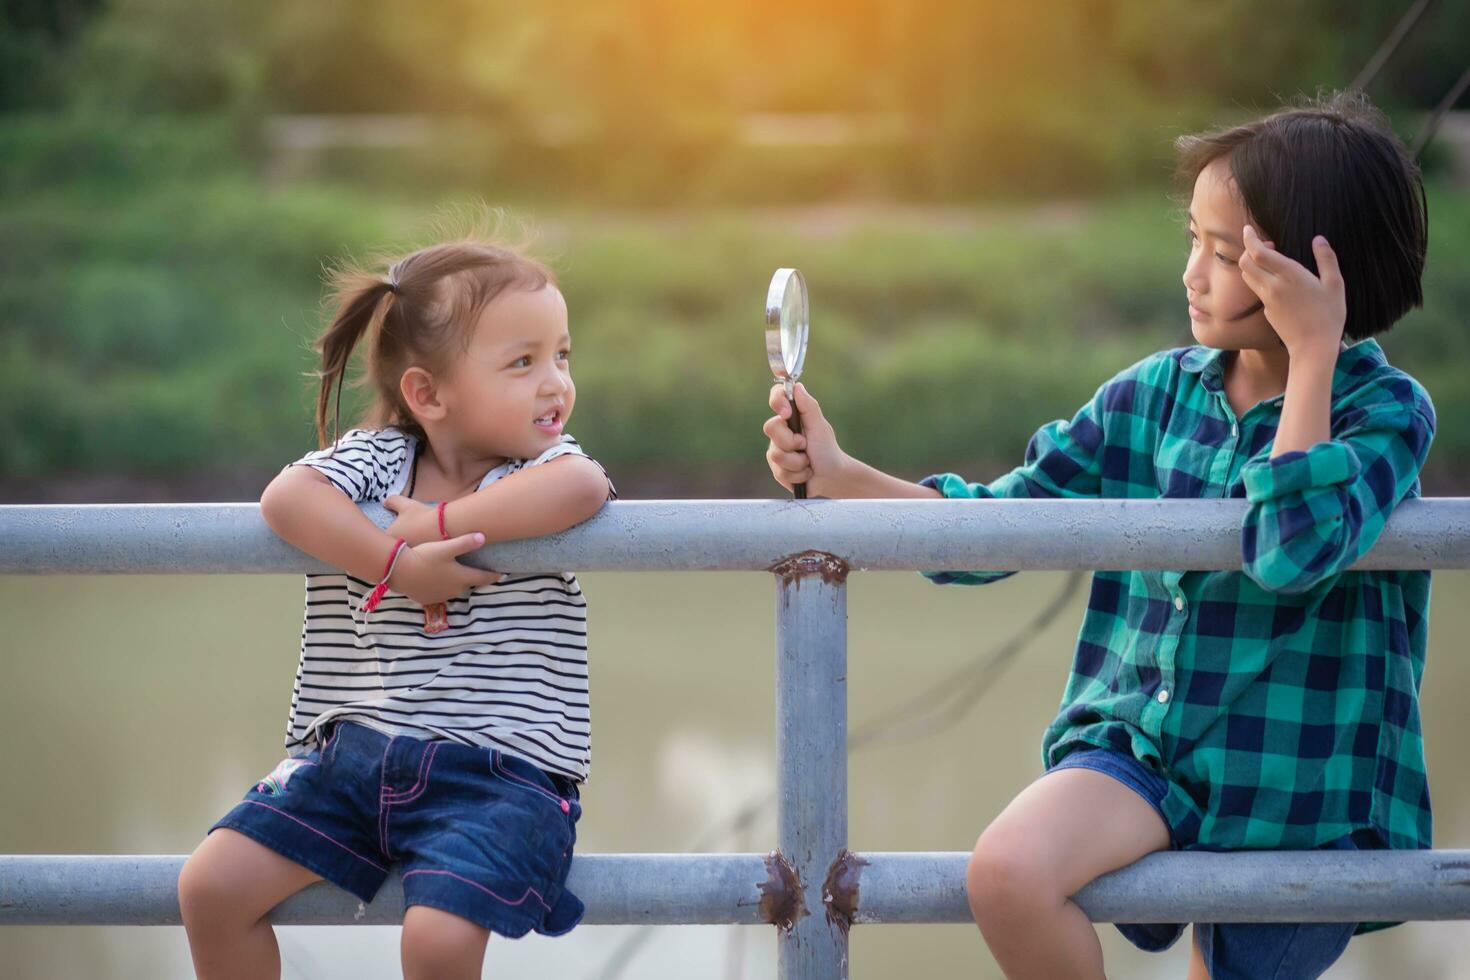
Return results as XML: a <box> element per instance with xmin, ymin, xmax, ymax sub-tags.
<box><xmin>400</xmin><ymin>366</ymin><xmax>447</xmax><ymax>422</ymax></box>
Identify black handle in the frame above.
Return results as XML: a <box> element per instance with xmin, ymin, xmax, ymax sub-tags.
<box><xmin>788</xmin><ymin>398</ymin><xmax>807</xmax><ymax>499</ymax></box>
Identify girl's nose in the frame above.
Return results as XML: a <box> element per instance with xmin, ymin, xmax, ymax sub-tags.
<box><xmin>1182</xmin><ymin>254</ymin><xmax>1207</xmax><ymax>294</ymax></box>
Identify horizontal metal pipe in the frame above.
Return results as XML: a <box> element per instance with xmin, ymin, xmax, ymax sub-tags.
<box><xmin>3</xmin><ymin>498</ymin><xmax>1468</xmax><ymax>574</ymax></box>
<box><xmin>7</xmin><ymin>850</ymin><xmax>1470</xmax><ymax>926</ymax></box>
<box><xmin>0</xmin><ymin>854</ymin><xmax>773</xmax><ymax>926</ymax></box>
<box><xmin>851</xmin><ymin>850</ymin><xmax>1470</xmax><ymax>924</ymax></box>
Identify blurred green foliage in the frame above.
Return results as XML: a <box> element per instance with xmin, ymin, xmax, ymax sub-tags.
<box><xmin>2</xmin><ymin>0</ymin><xmax>1468</xmax><ymax>490</ymax></box>
<box><xmin>2</xmin><ymin>114</ymin><xmax>1466</xmax><ymax>489</ymax></box>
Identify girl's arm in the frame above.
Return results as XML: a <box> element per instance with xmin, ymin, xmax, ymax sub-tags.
<box><xmin>437</xmin><ymin>454</ymin><xmax>612</xmax><ymax>542</ymax></box>
<box><xmin>262</xmin><ymin>465</ymin><xmax>502</xmax><ymax>603</ymax></box>
<box><xmin>764</xmin><ymin>383</ymin><xmax>941</xmax><ymax>499</ymax></box>
<box><xmin>1240</xmin><ymin>394</ymin><xmax>1434</xmax><ymax>595</ymax></box>
<box><xmin>261</xmin><ymin>465</ymin><xmax>403</xmax><ymax>583</ymax></box>
<box><xmin>1232</xmin><ymin>227</ymin><xmax>1439</xmax><ymax>595</ymax></box>
<box><xmin>1238</xmin><ymin>226</ymin><xmax>1344</xmax><ymax>457</ymax></box>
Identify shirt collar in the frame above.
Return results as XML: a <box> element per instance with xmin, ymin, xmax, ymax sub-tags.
<box><xmin>1180</xmin><ymin>338</ymin><xmax>1386</xmax><ymax>400</ymax></box>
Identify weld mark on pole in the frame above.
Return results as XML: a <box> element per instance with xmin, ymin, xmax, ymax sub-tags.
<box><xmin>769</xmin><ymin>550</ymin><xmax>850</xmax><ymax>585</ymax></box>
<box><xmin>821</xmin><ymin>848</ymin><xmax>869</xmax><ymax>935</ymax></box>
<box><xmin>760</xmin><ymin>850</ymin><xmax>808</xmax><ymax>931</ymax></box>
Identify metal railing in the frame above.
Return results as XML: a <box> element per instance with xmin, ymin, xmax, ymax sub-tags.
<box><xmin>4</xmin><ymin>498</ymin><xmax>1470</xmax><ymax>979</ymax></box>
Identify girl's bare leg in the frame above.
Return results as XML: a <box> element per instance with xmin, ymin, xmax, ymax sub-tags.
<box><xmin>1187</xmin><ymin>930</ymin><xmax>1211</xmax><ymax>979</ymax></box>
<box><xmin>178</xmin><ymin>828</ymin><xmax>323</xmax><ymax>980</ymax></box>
<box><xmin>966</xmin><ymin>768</ymin><xmax>1171</xmax><ymax>980</ymax></box>
<box><xmin>401</xmin><ymin>905</ymin><xmax>490</xmax><ymax>980</ymax></box>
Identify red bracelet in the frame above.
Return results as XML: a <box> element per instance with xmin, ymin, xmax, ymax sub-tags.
<box><xmin>437</xmin><ymin>500</ymin><xmax>450</xmax><ymax>540</ymax></box>
<box><xmin>361</xmin><ymin>538</ymin><xmax>408</xmax><ymax>615</ymax></box>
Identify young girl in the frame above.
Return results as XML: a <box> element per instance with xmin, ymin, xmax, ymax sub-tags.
<box><xmin>179</xmin><ymin>235</ymin><xmax>615</xmax><ymax>980</ymax></box>
<box><xmin>763</xmin><ymin>90</ymin><xmax>1433</xmax><ymax>979</ymax></box>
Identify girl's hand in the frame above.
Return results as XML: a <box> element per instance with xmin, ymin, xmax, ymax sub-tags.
<box><xmin>384</xmin><ymin>494</ymin><xmax>439</xmax><ymax>545</ymax></box>
<box><xmin>1239</xmin><ymin>224</ymin><xmax>1346</xmax><ymax>361</ymax></box>
<box><xmin>763</xmin><ymin>382</ymin><xmax>851</xmax><ymax>497</ymax></box>
<box><xmin>387</xmin><ymin>533</ymin><xmax>504</xmax><ymax>606</ymax></box>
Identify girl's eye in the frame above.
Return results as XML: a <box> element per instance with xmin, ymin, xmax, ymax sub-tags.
<box><xmin>557</xmin><ymin>349</ymin><xmax>571</xmax><ymax>362</ymax></box>
<box><xmin>1186</xmin><ymin>230</ymin><xmax>1237</xmax><ymax>266</ymax></box>
<box><xmin>510</xmin><ymin>356</ymin><xmax>531</xmax><ymax>369</ymax></box>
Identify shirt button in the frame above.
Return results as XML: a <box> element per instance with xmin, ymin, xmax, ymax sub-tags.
<box><xmin>1174</xmin><ymin>595</ymin><xmax>1185</xmax><ymax>612</ymax></box>
<box><xmin>1231</xmin><ymin>423</ymin><xmax>1238</xmax><ymax>437</ymax></box>
<box><xmin>1157</xmin><ymin>689</ymin><xmax>1171</xmax><ymax>704</ymax></box>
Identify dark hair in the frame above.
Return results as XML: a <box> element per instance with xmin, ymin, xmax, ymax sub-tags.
<box><xmin>1174</xmin><ymin>89</ymin><xmax>1427</xmax><ymax>341</ymax></box>
<box><xmin>313</xmin><ymin>238</ymin><xmax>556</xmax><ymax>449</ymax></box>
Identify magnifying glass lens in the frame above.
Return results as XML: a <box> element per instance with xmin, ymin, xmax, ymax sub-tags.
<box><xmin>781</xmin><ymin>281</ymin><xmax>805</xmax><ymax>377</ymax></box>
<box><xmin>782</xmin><ymin>320</ymin><xmax>801</xmax><ymax>376</ymax></box>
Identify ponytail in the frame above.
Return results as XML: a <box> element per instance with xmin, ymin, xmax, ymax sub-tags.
<box><xmin>313</xmin><ymin>274</ymin><xmax>397</xmax><ymax>450</ymax></box>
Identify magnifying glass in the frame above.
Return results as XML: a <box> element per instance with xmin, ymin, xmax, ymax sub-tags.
<box><xmin>765</xmin><ymin>268</ymin><xmax>810</xmax><ymax>499</ymax></box>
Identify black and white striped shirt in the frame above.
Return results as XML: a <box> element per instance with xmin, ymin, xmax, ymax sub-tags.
<box><xmin>282</xmin><ymin>427</ymin><xmax>611</xmax><ymax>782</ymax></box>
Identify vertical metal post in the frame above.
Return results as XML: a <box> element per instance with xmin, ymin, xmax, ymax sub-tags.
<box><xmin>773</xmin><ymin>552</ymin><xmax>849</xmax><ymax>980</ymax></box>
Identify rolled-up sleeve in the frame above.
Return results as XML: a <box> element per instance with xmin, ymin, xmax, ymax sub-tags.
<box><xmin>920</xmin><ymin>381</ymin><xmax>1110</xmax><ymax>585</ymax></box>
<box><xmin>292</xmin><ymin>428</ymin><xmax>407</xmax><ymax>503</ymax></box>
<box><xmin>1240</xmin><ymin>404</ymin><xmax>1434</xmax><ymax>595</ymax></box>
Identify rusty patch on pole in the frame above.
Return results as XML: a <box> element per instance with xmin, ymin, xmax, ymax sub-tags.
<box><xmin>759</xmin><ymin>850</ymin><xmax>808</xmax><ymax>930</ymax></box>
<box><xmin>821</xmin><ymin>848</ymin><xmax>868</xmax><ymax>935</ymax></box>
<box><xmin>769</xmin><ymin>550</ymin><xmax>849</xmax><ymax>585</ymax></box>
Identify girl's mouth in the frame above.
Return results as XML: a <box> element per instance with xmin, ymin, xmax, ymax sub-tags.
<box><xmin>534</xmin><ymin>409</ymin><xmax>563</xmax><ymax>433</ymax></box>
<box><xmin>1189</xmin><ymin>303</ymin><xmax>1210</xmax><ymax>321</ymax></box>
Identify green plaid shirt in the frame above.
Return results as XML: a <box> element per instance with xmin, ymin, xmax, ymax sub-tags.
<box><xmin>923</xmin><ymin>339</ymin><xmax>1435</xmax><ymax>855</ymax></box>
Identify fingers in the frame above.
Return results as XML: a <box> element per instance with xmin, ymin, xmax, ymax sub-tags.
<box><xmin>443</xmin><ymin>532</ymin><xmax>486</xmax><ymax>558</ymax></box>
<box><xmin>1312</xmin><ymin>235</ymin><xmax>1342</xmax><ymax>287</ymax></box>
<box><xmin>778</xmin><ymin>465</ymin><xmax>814</xmax><ymax>485</ymax></box>
<box><xmin>791</xmin><ymin>382</ymin><xmax>823</xmax><ymax>421</ymax></box>
<box><xmin>768</xmin><ymin>382</ymin><xmax>824</xmax><ymax>422</ymax></box>
<box><xmin>768</xmin><ymin>384</ymin><xmax>790</xmax><ymax>418</ymax></box>
<box><xmin>767</xmin><ymin>444</ymin><xmax>809</xmax><ymax>472</ymax></box>
<box><xmin>1238</xmin><ymin>250</ymin><xmax>1267</xmax><ymax>296</ymax></box>
<box><xmin>1241</xmin><ymin>225</ymin><xmax>1282</xmax><ymax>278</ymax></box>
<box><xmin>383</xmin><ymin>494</ymin><xmax>404</xmax><ymax>513</ymax></box>
<box><xmin>762</xmin><ymin>414</ymin><xmax>806</xmax><ymax>453</ymax></box>
<box><xmin>462</xmin><ymin>566</ymin><xmax>506</xmax><ymax>588</ymax></box>
<box><xmin>767</xmin><ymin>458</ymin><xmax>813</xmax><ymax>488</ymax></box>
<box><xmin>766</xmin><ymin>443</ymin><xmax>810</xmax><ymax>483</ymax></box>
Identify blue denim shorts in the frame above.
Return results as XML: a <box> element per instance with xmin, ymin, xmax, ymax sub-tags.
<box><xmin>210</xmin><ymin>721</ymin><xmax>584</xmax><ymax>938</ymax></box>
<box><xmin>1047</xmin><ymin>746</ymin><xmax>1357</xmax><ymax>979</ymax></box>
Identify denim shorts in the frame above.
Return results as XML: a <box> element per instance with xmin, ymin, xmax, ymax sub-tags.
<box><xmin>1046</xmin><ymin>746</ymin><xmax>1357</xmax><ymax>980</ymax></box>
<box><xmin>210</xmin><ymin>721</ymin><xmax>584</xmax><ymax>938</ymax></box>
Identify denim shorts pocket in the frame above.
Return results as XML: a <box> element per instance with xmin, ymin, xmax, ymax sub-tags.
<box><xmin>490</xmin><ymin>750</ymin><xmax>574</xmax><ymax>817</ymax></box>
<box><xmin>252</xmin><ymin>751</ymin><xmax>322</xmax><ymax>797</ymax></box>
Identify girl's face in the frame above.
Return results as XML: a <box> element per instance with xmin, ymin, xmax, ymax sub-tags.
<box><xmin>439</xmin><ymin>284</ymin><xmax>576</xmax><ymax>461</ymax></box>
<box><xmin>1182</xmin><ymin>157</ymin><xmax>1280</xmax><ymax>352</ymax></box>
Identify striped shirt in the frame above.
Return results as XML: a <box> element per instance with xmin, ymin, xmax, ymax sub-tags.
<box><xmin>922</xmin><ymin>339</ymin><xmax>1435</xmax><ymax>857</ymax></box>
<box><xmin>282</xmin><ymin>427</ymin><xmax>613</xmax><ymax>782</ymax></box>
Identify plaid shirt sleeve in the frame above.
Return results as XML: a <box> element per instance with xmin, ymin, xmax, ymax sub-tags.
<box><xmin>1240</xmin><ymin>399</ymin><xmax>1435</xmax><ymax>595</ymax></box>
<box><xmin>919</xmin><ymin>372</ymin><xmax>1115</xmax><ymax>585</ymax></box>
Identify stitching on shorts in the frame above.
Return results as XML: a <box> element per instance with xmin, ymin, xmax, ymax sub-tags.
<box><xmin>401</xmin><ymin>868</ymin><xmax>552</xmax><ymax>910</ymax></box>
<box><xmin>380</xmin><ymin>799</ymin><xmax>392</xmax><ymax>860</ymax></box>
<box><xmin>383</xmin><ymin>742</ymin><xmax>439</xmax><ymax>804</ymax></box>
<box><xmin>492</xmin><ymin>750</ymin><xmax>564</xmax><ymax>806</ymax></box>
<box><xmin>237</xmin><ymin>799</ymin><xmax>387</xmax><ymax>872</ymax></box>
<box><xmin>378</xmin><ymin>737</ymin><xmax>394</xmax><ymax>858</ymax></box>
